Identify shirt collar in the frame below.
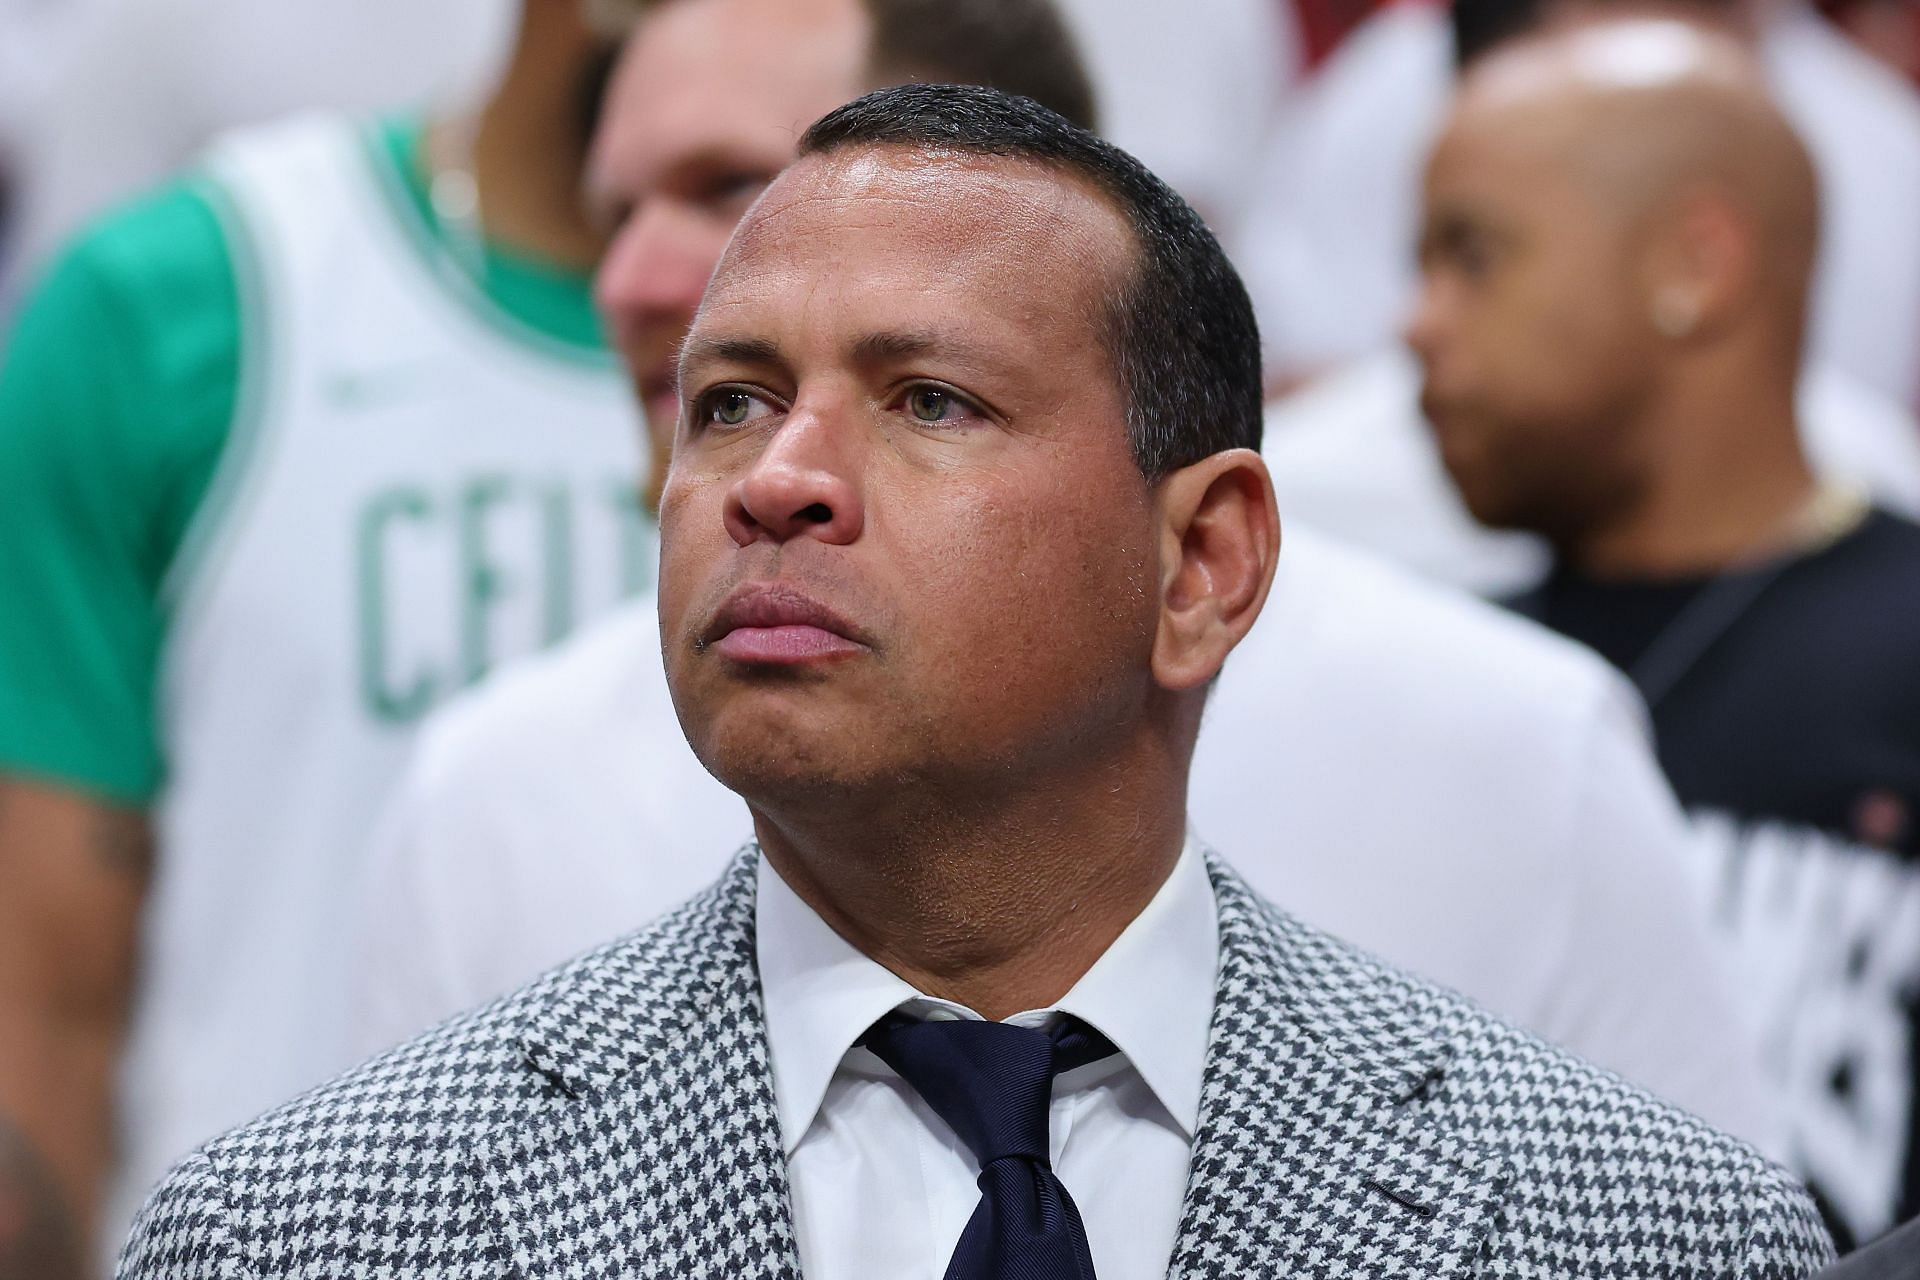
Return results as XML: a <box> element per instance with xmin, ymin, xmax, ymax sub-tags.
<box><xmin>755</xmin><ymin>840</ymin><xmax>1220</xmax><ymax>1157</ymax></box>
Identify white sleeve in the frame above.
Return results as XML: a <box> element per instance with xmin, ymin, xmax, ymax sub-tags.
<box><xmin>344</xmin><ymin>622</ymin><xmax>754</xmax><ymax>1062</ymax></box>
<box><xmin>1528</xmin><ymin>672</ymin><xmax>1789</xmax><ymax>1159</ymax></box>
<box><xmin>346</xmin><ymin>718</ymin><xmax>507</xmax><ymax>1060</ymax></box>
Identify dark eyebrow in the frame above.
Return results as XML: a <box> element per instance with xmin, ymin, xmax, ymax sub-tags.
<box><xmin>677</xmin><ymin>335</ymin><xmax>783</xmax><ymax>380</ymax></box>
<box><xmin>678</xmin><ymin>328</ymin><xmax>1004</xmax><ymax>386</ymax></box>
<box><xmin>850</xmin><ymin>329</ymin><xmax>1001</xmax><ymax>372</ymax></box>
<box><xmin>851</xmin><ymin>330</ymin><xmax>938</xmax><ymax>363</ymax></box>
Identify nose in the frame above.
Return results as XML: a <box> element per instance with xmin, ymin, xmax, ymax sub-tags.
<box><xmin>723</xmin><ymin>406</ymin><xmax>866</xmax><ymax>548</ymax></box>
<box><xmin>595</xmin><ymin>202</ymin><xmax>722</xmax><ymax>344</ymax></box>
<box><xmin>1402</xmin><ymin>272</ymin><xmax>1448</xmax><ymax>368</ymax></box>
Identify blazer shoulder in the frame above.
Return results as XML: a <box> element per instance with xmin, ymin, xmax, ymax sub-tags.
<box><xmin>1744</xmin><ymin>1163</ymin><xmax>1843</xmax><ymax>1278</ymax></box>
<box><xmin>123</xmin><ymin>854</ymin><xmax>761</xmax><ymax>1276</ymax></box>
<box><xmin>1396</xmin><ymin>949</ymin><xmax>1836</xmax><ymax>1274</ymax></box>
<box><xmin>117</xmin><ymin>1152</ymin><xmax>250</xmax><ymax>1280</ymax></box>
<box><xmin>117</xmin><ymin>973</ymin><xmax>558</xmax><ymax>1277</ymax></box>
<box><xmin>1211</xmin><ymin>861</ymin><xmax>1834</xmax><ymax>1273</ymax></box>
<box><xmin>226</xmin><ymin>856</ymin><xmax>751</xmax><ymax>1146</ymax></box>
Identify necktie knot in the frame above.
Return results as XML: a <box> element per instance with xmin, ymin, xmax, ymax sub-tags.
<box><xmin>863</xmin><ymin>1013</ymin><xmax>1117</xmax><ymax>1163</ymax></box>
<box><xmin>867</xmin><ymin>1018</ymin><xmax>1055</xmax><ymax>1165</ymax></box>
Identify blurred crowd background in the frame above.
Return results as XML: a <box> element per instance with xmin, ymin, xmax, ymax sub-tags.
<box><xmin>3</xmin><ymin>0</ymin><xmax>1920</xmax><ymax>1274</ymax></box>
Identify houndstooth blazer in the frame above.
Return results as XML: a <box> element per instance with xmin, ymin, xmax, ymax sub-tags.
<box><xmin>120</xmin><ymin>847</ymin><xmax>1833</xmax><ymax>1279</ymax></box>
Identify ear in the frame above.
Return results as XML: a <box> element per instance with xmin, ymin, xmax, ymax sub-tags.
<box><xmin>1641</xmin><ymin>188</ymin><xmax>1754</xmax><ymax>342</ymax></box>
<box><xmin>1151</xmin><ymin>448</ymin><xmax>1281</xmax><ymax>691</ymax></box>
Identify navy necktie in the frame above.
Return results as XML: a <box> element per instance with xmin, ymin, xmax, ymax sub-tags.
<box><xmin>863</xmin><ymin>1013</ymin><xmax>1116</xmax><ymax>1280</ymax></box>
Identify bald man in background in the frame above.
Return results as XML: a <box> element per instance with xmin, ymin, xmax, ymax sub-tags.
<box><xmin>1410</xmin><ymin>16</ymin><xmax>1920</xmax><ymax>1249</ymax></box>
<box><xmin>1248</xmin><ymin>0</ymin><xmax>1920</xmax><ymax>406</ymax></box>
<box><xmin>1252</xmin><ymin>0</ymin><xmax>1920</xmax><ymax>602</ymax></box>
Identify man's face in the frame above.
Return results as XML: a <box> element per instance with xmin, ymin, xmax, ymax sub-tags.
<box><xmin>586</xmin><ymin>0</ymin><xmax>872</xmax><ymax>501</ymax></box>
<box><xmin>1406</xmin><ymin>98</ymin><xmax>1658</xmax><ymax>540</ymax></box>
<box><xmin>657</xmin><ymin>148</ymin><xmax>1162</xmax><ymax>812</ymax></box>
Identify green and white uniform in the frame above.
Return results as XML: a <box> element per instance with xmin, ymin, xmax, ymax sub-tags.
<box><xmin>0</xmin><ymin>112</ymin><xmax>648</xmax><ymax>1243</ymax></box>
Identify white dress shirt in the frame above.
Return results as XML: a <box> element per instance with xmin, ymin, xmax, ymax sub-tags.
<box><xmin>756</xmin><ymin>843</ymin><xmax>1219</xmax><ymax>1280</ymax></box>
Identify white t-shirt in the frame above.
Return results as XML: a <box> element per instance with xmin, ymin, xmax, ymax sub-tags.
<box><xmin>351</xmin><ymin>526</ymin><xmax>1783</xmax><ymax>1156</ymax></box>
<box><xmin>1235</xmin><ymin>1</ymin><xmax>1920</xmax><ymax>407</ymax></box>
<box><xmin>1263</xmin><ymin>346</ymin><xmax>1920</xmax><ymax>597</ymax></box>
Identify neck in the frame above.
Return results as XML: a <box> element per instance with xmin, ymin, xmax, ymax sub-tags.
<box><xmin>433</xmin><ymin>0</ymin><xmax>606</xmax><ymax>269</ymax></box>
<box><xmin>1564</xmin><ymin>369</ymin><xmax>1817</xmax><ymax>579</ymax></box>
<box><xmin>753</xmin><ymin>751</ymin><xmax>1190</xmax><ymax>1022</ymax></box>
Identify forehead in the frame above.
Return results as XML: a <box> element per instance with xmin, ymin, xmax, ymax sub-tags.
<box><xmin>698</xmin><ymin>147</ymin><xmax>1134</xmax><ymax>340</ymax></box>
<box><xmin>593</xmin><ymin>0</ymin><xmax>871</xmax><ymax>184</ymax></box>
<box><xmin>1424</xmin><ymin>92</ymin><xmax>1594</xmax><ymax>222</ymax></box>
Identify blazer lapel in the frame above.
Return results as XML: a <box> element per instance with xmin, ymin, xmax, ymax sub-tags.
<box><xmin>475</xmin><ymin>850</ymin><xmax>802</xmax><ymax>1280</ymax></box>
<box><xmin>1169</xmin><ymin>854</ymin><xmax>1513</xmax><ymax>1279</ymax></box>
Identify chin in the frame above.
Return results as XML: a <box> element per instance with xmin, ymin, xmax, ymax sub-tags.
<box><xmin>1454</xmin><ymin>480</ymin><xmax>1525</xmax><ymax>532</ymax></box>
<box><xmin>1439</xmin><ymin>442</ymin><xmax>1531</xmax><ymax>533</ymax></box>
<box><xmin>684</xmin><ymin>698</ymin><xmax>896</xmax><ymax>812</ymax></box>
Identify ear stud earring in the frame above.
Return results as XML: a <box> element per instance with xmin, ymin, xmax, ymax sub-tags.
<box><xmin>1652</xmin><ymin>291</ymin><xmax>1700</xmax><ymax>338</ymax></box>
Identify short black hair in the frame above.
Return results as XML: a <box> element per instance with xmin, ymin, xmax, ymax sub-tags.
<box><xmin>797</xmin><ymin>83</ymin><xmax>1263</xmax><ymax>480</ymax></box>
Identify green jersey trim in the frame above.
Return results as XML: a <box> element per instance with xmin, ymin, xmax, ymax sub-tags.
<box><xmin>158</xmin><ymin>176</ymin><xmax>275</xmax><ymax>614</ymax></box>
<box><xmin>358</xmin><ymin>119</ymin><xmax>616</xmax><ymax>370</ymax></box>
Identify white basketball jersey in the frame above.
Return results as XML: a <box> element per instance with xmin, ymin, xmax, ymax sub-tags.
<box><xmin>110</xmin><ymin>114</ymin><xmax>648</xmax><ymax>1241</ymax></box>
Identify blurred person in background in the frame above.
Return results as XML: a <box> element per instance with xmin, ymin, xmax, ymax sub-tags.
<box><xmin>353</xmin><ymin>0</ymin><xmax>1782</xmax><ymax>1175</ymax></box>
<box><xmin>1042</xmin><ymin>0</ymin><xmax>1401</xmax><ymax>255</ymax></box>
<box><xmin>1250</xmin><ymin>0</ymin><xmax>1920</xmax><ymax>598</ymax></box>
<box><xmin>0</xmin><ymin>0</ymin><xmax>652</xmax><ymax>1271</ymax></box>
<box><xmin>1816</xmin><ymin>0</ymin><xmax>1920</xmax><ymax>86</ymax></box>
<box><xmin>1047</xmin><ymin>0</ymin><xmax>1295</xmax><ymax>245</ymax></box>
<box><xmin>1410</xmin><ymin>15</ymin><xmax>1920</xmax><ymax>1248</ymax></box>
<box><xmin>1243</xmin><ymin>0</ymin><xmax>1920</xmax><ymax>408</ymax></box>
<box><xmin>0</xmin><ymin>0</ymin><xmax>517</xmax><ymax>317</ymax></box>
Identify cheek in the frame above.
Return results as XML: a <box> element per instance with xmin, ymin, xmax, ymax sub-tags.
<box><xmin>655</xmin><ymin>468</ymin><xmax>728</xmax><ymax>635</ymax></box>
<box><xmin>1471</xmin><ymin>279</ymin><xmax>1642</xmax><ymax>414</ymax></box>
<box><xmin>888</xmin><ymin>468</ymin><xmax>1156</xmax><ymax>701</ymax></box>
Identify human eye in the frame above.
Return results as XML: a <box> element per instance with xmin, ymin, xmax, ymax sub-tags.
<box><xmin>1420</xmin><ymin>215</ymin><xmax>1500</xmax><ymax>285</ymax></box>
<box><xmin>1455</xmin><ymin>235</ymin><xmax>1496</xmax><ymax>281</ymax></box>
<box><xmin>897</xmin><ymin>382</ymin><xmax>983</xmax><ymax>426</ymax></box>
<box><xmin>1445</xmin><ymin>225</ymin><xmax>1502</xmax><ymax>282</ymax></box>
<box><xmin>694</xmin><ymin>385</ymin><xmax>779</xmax><ymax>430</ymax></box>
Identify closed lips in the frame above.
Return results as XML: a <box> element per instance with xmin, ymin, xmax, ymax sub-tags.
<box><xmin>703</xmin><ymin>584</ymin><xmax>872</xmax><ymax>662</ymax></box>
